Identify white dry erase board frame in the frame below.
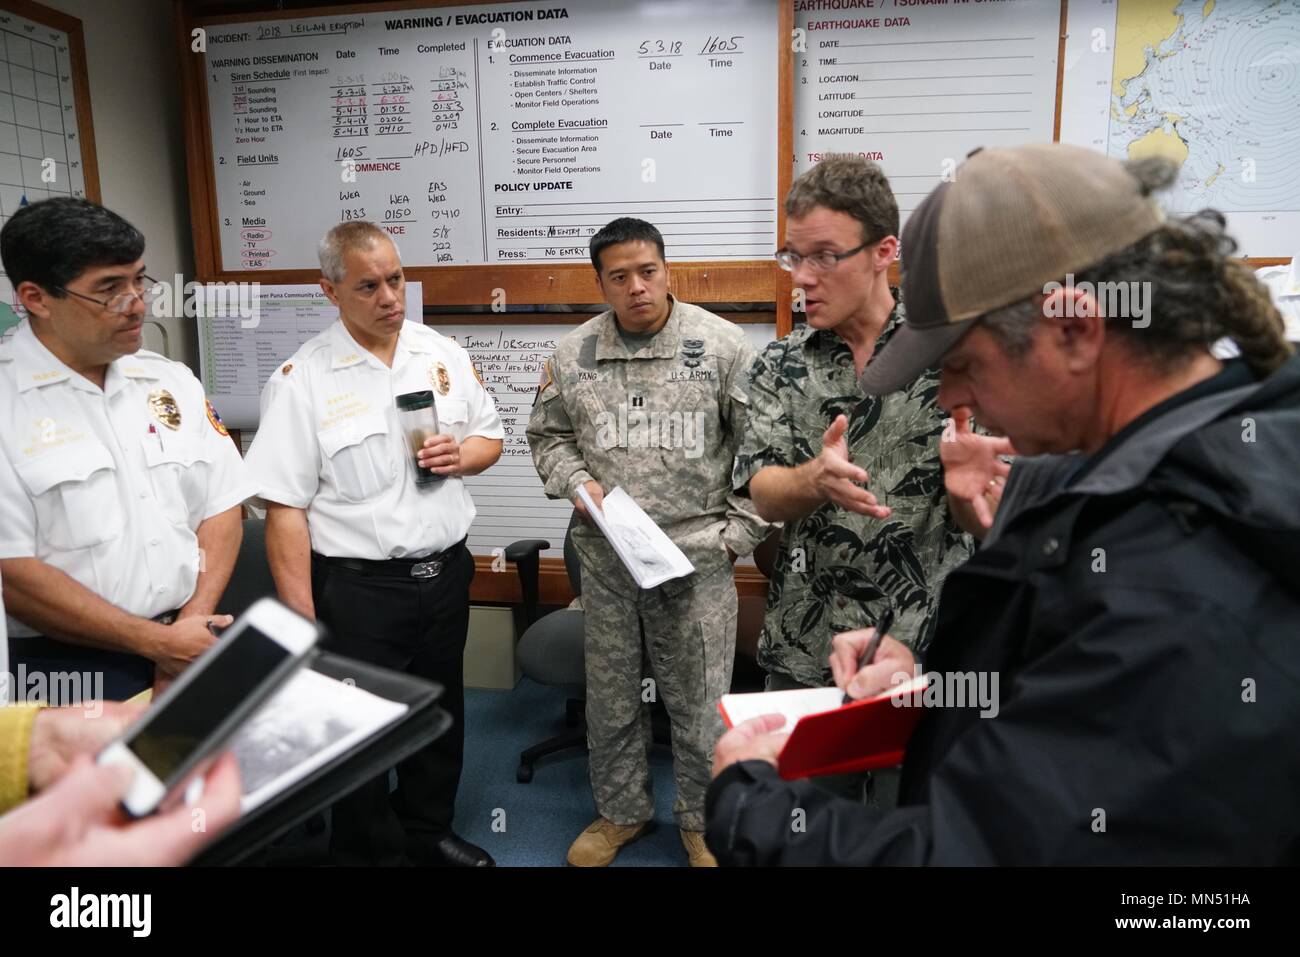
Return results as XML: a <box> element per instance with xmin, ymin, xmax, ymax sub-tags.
<box><xmin>0</xmin><ymin>0</ymin><xmax>99</xmax><ymax>200</ymax></box>
<box><xmin>175</xmin><ymin>0</ymin><xmax>797</xmax><ymax>332</ymax></box>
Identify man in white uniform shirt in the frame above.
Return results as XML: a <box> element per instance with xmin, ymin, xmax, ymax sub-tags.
<box><xmin>246</xmin><ymin>221</ymin><xmax>503</xmax><ymax>867</ymax></box>
<box><xmin>0</xmin><ymin>198</ymin><xmax>251</xmax><ymax>702</ymax></box>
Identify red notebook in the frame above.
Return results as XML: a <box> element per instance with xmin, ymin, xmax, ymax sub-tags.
<box><xmin>718</xmin><ymin>676</ymin><xmax>928</xmax><ymax>780</ymax></box>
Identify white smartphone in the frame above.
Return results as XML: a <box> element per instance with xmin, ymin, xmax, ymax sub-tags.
<box><xmin>98</xmin><ymin>597</ymin><xmax>320</xmax><ymax>817</ymax></box>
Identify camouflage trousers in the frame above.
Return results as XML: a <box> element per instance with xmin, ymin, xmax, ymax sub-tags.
<box><xmin>582</xmin><ymin>566</ymin><xmax>737</xmax><ymax>832</ymax></box>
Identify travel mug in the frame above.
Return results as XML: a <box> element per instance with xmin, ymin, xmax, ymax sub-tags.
<box><xmin>395</xmin><ymin>389</ymin><xmax>442</xmax><ymax>486</ymax></box>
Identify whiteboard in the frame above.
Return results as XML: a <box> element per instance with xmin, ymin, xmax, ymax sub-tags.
<box><xmin>793</xmin><ymin>0</ymin><xmax>1060</xmax><ymax>235</ymax></box>
<box><xmin>201</xmin><ymin>0</ymin><xmax>779</xmax><ymax>272</ymax></box>
<box><xmin>0</xmin><ymin>3</ymin><xmax>93</xmax><ymax>340</ymax></box>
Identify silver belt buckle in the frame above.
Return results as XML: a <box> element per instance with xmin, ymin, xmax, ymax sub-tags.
<box><xmin>410</xmin><ymin>559</ymin><xmax>442</xmax><ymax>579</ymax></box>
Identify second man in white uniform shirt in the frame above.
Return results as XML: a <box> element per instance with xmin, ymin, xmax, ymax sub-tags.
<box><xmin>245</xmin><ymin>221</ymin><xmax>502</xmax><ymax>867</ymax></box>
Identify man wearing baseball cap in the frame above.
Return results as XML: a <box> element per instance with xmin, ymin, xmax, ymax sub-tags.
<box><xmin>705</xmin><ymin>143</ymin><xmax>1300</xmax><ymax>864</ymax></box>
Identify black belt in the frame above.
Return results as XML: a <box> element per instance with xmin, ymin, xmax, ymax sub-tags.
<box><xmin>312</xmin><ymin>538</ymin><xmax>466</xmax><ymax>580</ymax></box>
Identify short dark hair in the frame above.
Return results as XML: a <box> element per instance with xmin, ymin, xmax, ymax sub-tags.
<box><xmin>0</xmin><ymin>197</ymin><xmax>145</xmax><ymax>296</ymax></box>
<box><xmin>589</xmin><ymin>217</ymin><xmax>665</xmax><ymax>273</ymax></box>
<box><xmin>785</xmin><ymin>154</ymin><xmax>899</xmax><ymax>245</ymax></box>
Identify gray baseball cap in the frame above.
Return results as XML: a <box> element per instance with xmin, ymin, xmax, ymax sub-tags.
<box><xmin>860</xmin><ymin>143</ymin><xmax>1166</xmax><ymax>395</ymax></box>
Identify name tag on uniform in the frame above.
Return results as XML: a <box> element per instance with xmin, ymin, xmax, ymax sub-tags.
<box><xmin>668</xmin><ymin>369</ymin><xmax>717</xmax><ymax>382</ymax></box>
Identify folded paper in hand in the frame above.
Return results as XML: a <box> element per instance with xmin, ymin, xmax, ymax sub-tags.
<box><xmin>576</xmin><ymin>485</ymin><xmax>694</xmax><ymax>589</ymax></box>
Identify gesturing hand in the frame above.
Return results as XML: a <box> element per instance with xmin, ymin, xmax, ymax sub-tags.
<box><xmin>812</xmin><ymin>415</ymin><xmax>891</xmax><ymax>519</ymax></box>
<box><xmin>940</xmin><ymin>407</ymin><xmax>1017</xmax><ymax>529</ymax></box>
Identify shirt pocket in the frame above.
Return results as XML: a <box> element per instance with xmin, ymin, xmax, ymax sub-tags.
<box><xmin>572</xmin><ymin>383</ymin><xmax>613</xmax><ymax>455</ymax></box>
<box><xmin>318</xmin><ymin>414</ymin><xmax>397</xmax><ymax>503</ymax></box>
<box><xmin>435</xmin><ymin>396</ymin><xmax>470</xmax><ymax>441</ymax></box>
<box><xmin>661</xmin><ymin>383</ymin><xmax>712</xmax><ymax>471</ymax></box>
<box><xmin>574</xmin><ymin>382</ymin><xmax>607</xmax><ymax>423</ymax></box>
<box><xmin>141</xmin><ymin>433</ymin><xmax>214</xmax><ymax>526</ymax></box>
<box><xmin>13</xmin><ymin>444</ymin><xmax>123</xmax><ymax>550</ymax></box>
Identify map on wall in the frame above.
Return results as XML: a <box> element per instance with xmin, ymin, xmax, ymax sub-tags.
<box><xmin>1061</xmin><ymin>0</ymin><xmax>1300</xmax><ymax>257</ymax></box>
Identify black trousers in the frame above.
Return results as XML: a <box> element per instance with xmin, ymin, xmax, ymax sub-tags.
<box><xmin>8</xmin><ymin>636</ymin><xmax>153</xmax><ymax>702</ymax></box>
<box><xmin>311</xmin><ymin>544</ymin><xmax>473</xmax><ymax>865</ymax></box>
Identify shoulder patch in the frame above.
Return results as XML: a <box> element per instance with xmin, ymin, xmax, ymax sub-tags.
<box><xmin>206</xmin><ymin>398</ymin><xmax>230</xmax><ymax>436</ymax></box>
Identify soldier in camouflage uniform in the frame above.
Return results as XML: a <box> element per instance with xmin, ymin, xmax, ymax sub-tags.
<box><xmin>527</xmin><ymin>218</ymin><xmax>771</xmax><ymax>867</ymax></box>
<box><xmin>734</xmin><ymin>157</ymin><xmax>994</xmax><ymax>763</ymax></box>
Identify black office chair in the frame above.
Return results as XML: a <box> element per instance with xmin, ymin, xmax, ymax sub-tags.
<box><xmin>506</xmin><ymin>515</ymin><xmax>776</xmax><ymax>783</ymax></box>
<box><xmin>507</xmin><ymin>514</ymin><xmax>587</xmax><ymax>783</ymax></box>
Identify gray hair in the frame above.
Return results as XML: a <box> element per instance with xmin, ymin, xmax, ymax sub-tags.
<box><xmin>317</xmin><ymin>221</ymin><xmax>399</xmax><ymax>283</ymax></box>
<box><xmin>979</xmin><ymin>296</ymin><xmax>1042</xmax><ymax>359</ymax></box>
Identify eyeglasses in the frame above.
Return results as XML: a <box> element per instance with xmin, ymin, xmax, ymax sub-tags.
<box><xmin>775</xmin><ymin>240</ymin><xmax>875</xmax><ymax>273</ymax></box>
<box><xmin>58</xmin><ymin>275</ymin><xmax>161</xmax><ymax>315</ymax></box>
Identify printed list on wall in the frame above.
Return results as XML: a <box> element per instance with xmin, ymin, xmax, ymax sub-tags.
<box><xmin>204</xmin><ymin>0</ymin><xmax>779</xmax><ymax>272</ymax></box>
<box><xmin>793</xmin><ymin>0</ymin><xmax>1060</xmax><ymax>235</ymax></box>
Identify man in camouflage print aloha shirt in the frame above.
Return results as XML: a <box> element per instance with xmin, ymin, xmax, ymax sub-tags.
<box><xmin>737</xmin><ymin>298</ymin><xmax>974</xmax><ymax>687</ymax></box>
<box><xmin>734</xmin><ymin>156</ymin><xmax>999</xmax><ymax>696</ymax></box>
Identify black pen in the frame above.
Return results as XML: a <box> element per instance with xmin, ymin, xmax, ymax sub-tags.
<box><xmin>842</xmin><ymin>607</ymin><xmax>894</xmax><ymax>705</ymax></box>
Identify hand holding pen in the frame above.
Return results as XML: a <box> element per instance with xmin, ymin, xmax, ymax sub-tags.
<box><xmin>829</xmin><ymin>608</ymin><xmax>915</xmax><ymax>705</ymax></box>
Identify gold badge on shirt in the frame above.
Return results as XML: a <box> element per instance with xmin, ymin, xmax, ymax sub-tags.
<box><xmin>429</xmin><ymin>361</ymin><xmax>451</xmax><ymax>395</ymax></box>
<box><xmin>147</xmin><ymin>389</ymin><xmax>182</xmax><ymax>430</ymax></box>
